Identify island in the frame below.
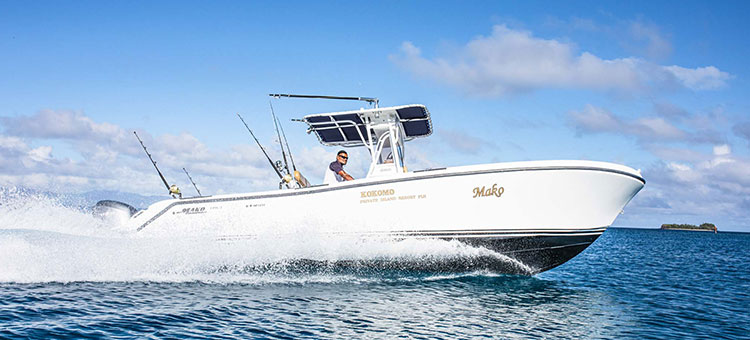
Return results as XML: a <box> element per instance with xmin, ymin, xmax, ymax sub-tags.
<box><xmin>660</xmin><ymin>223</ymin><xmax>717</xmax><ymax>232</ymax></box>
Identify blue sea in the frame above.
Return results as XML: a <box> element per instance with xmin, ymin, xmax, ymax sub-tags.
<box><xmin>1</xmin><ymin>193</ymin><xmax>748</xmax><ymax>339</ymax></box>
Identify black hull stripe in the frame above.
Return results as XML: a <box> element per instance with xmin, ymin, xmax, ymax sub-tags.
<box><xmin>395</xmin><ymin>232</ymin><xmax>604</xmax><ymax>238</ymax></box>
<box><xmin>214</xmin><ymin>227</ymin><xmax>608</xmax><ymax>241</ymax></box>
<box><xmin>210</xmin><ymin>226</ymin><xmax>608</xmax><ymax>237</ymax></box>
<box><xmin>216</xmin><ymin>234</ymin><xmax>604</xmax><ymax>242</ymax></box>
<box><xmin>138</xmin><ymin>165</ymin><xmax>643</xmax><ymax>231</ymax></box>
<box><xmin>375</xmin><ymin>226</ymin><xmax>607</xmax><ymax>235</ymax></box>
<box><xmin>503</xmin><ymin>241</ymin><xmax>595</xmax><ymax>255</ymax></box>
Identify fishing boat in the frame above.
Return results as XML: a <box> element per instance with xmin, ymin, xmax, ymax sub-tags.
<box><xmin>97</xmin><ymin>95</ymin><xmax>645</xmax><ymax>274</ymax></box>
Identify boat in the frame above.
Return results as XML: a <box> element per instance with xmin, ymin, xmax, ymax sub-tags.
<box><xmin>96</xmin><ymin>97</ymin><xmax>645</xmax><ymax>274</ymax></box>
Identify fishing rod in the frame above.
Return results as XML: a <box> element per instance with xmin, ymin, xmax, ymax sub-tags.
<box><xmin>276</xmin><ymin>114</ymin><xmax>296</xmax><ymax>172</ymax></box>
<box><xmin>269</xmin><ymin>93</ymin><xmax>379</xmax><ymax>108</ymax></box>
<box><xmin>236</xmin><ymin>113</ymin><xmax>284</xmax><ymax>180</ymax></box>
<box><xmin>277</xmin><ymin>114</ymin><xmax>310</xmax><ymax>188</ymax></box>
<box><xmin>269</xmin><ymin>101</ymin><xmax>290</xmax><ymax>176</ymax></box>
<box><xmin>133</xmin><ymin>131</ymin><xmax>171</xmax><ymax>193</ymax></box>
<box><xmin>182</xmin><ymin>167</ymin><xmax>202</xmax><ymax>197</ymax></box>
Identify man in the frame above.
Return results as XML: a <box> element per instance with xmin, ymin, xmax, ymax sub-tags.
<box><xmin>329</xmin><ymin>150</ymin><xmax>354</xmax><ymax>181</ymax></box>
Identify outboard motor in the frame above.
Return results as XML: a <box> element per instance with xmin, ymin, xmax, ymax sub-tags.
<box><xmin>93</xmin><ymin>200</ymin><xmax>138</xmax><ymax>226</ymax></box>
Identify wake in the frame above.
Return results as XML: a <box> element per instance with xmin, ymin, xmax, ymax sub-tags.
<box><xmin>0</xmin><ymin>188</ymin><xmax>535</xmax><ymax>283</ymax></box>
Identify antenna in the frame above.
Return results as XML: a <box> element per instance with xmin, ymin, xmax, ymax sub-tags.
<box><xmin>269</xmin><ymin>93</ymin><xmax>379</xmax><ymax>108</ymax></box>
<box><xmin>133</xmin><ymin>131</ymin><xmax>171</xmax><ymax>194</ymax></box>
<box><xmin>182</xmin><ymin>167</ymin><xmax>202</xmax><ymax>196</ymax></box>
<box><xmin>236</xmin><ymin>113</ymin><xmax>284</xmax><ymax>180</ymax></box>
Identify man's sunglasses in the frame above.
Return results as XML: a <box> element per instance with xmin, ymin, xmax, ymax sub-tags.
<box><xmin>338</xmin><ymin>155</ymin><xmax>348</xmax><ymax>159</ymax></box>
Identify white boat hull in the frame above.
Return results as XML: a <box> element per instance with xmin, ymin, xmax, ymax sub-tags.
<box><xmin>118</xmin><ymin>160</ymin><xmax>644</xmax><ymax>274</ymax></box>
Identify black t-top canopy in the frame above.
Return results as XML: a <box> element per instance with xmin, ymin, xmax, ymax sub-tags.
<box><xmin>301</xmin><ymin>104</ymin><xmax>432</xmax><ymax>147</ymax></box>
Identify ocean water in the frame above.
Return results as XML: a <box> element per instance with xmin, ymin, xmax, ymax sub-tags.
<box><xmin>1</xmin><ymin>191</ymin><xmax>748</xmax><ymax>339</ymax></box>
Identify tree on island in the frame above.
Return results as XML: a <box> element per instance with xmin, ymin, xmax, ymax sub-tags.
<box><xmin>660</xmin><ymin>223</ymin><xmax>717</xmax><ymax>232</ymax></box>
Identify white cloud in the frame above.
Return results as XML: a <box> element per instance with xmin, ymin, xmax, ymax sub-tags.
<box><xmin>569</xmin><ymin>104</ymin><xmax>722</xmax><ymax>144</ymax></box>
<box><xmin>569</xmin><ymin>105</ymin><xmax>622</xmax><ymax>131</ymax></box>
<box><xmin>663</xmin><ymin>65</ymin><xmax>730</xmax><ymax>90</ymax></box>
<box><xmin>27</xmin><ymin>146</ymin><xmax>52</xmax><ymax>163</ymax></box>
<box><xmin>158</xmin><ymin>132</ymin><xmax>211</xmax><ymax>161</ymax></box>
<box><xmin>653</xmin><ymin>101</ymin><xmax>689</xmax><ymax>119</ymax></box>
<box><xmin>85</xmin><ymin>144</ymin><xmax>119</xmax><ymax>163</ymax></box>
<box><xmin>628</xmin><ymin>20</ymin><xmax>673</xmax><ymax>59</ymax></box>
<box><xmin>646</xmin><ymin>146</ymin><xmax>706</xmax><ymax>163</ymax></box>
<box><xmin>0</xmin><ymin>135</ymin><xmax>29</xmax><ymax>154</ymax></box>
<box><xmin>713</xmin><ymin>144</ymin><xmax>731</xmax><ymax>156</ymax></box>
<box><xmin>438</xmin><ymin>128</ymin><xmax>495</xmax><ymax>154</ymax></box>
<box><xmin>0</xmin><ymin>110</ymin><xmax>330</xmax><ymax>195</ymax></box>
<box><xmin>1</xmin><ymin>110</ymin><xmax>122</xmax><ymax>141</ymax></box>
<box><xmin>546</xmin><ymin>17</ymin><xmax>672</xmax><ymax>61</ymax></box>
<box><xmin>628</xmin><ymin>143</ymin><xmax>750</xmax><ymax>226</ymax></box>
<box><xmin>391</xmin><ymin>25</ymin><xmax>730</xmax><ymax>95</ymax></box>
<box><xmin>0</xmin><ymin>109</ymin><xmax>142</xmax><ymax>160</ymax></box>
<box><xmin>666</xmin><ymin>162</ymin><xmax>701</xmax><ymax>182</ymax></box>
<box><xmin>634</xmin><ymin>117</ymin><xmax>687</xmax><ymax>140</ymax></box>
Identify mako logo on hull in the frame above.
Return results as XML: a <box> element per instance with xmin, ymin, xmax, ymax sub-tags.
<box><xmin>175</xmin><ymin>207</ymin><xmax>207</xmax><ymax>215</ymax></box>
<box><xmin>473</xmin><ymin>184</ymin><xmax>504</xmax><ymax>198</ymax></box>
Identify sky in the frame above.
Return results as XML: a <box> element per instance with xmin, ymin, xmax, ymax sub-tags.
<box><xmin>1</xmin><ymin>1</ymin><xmax>749</xmax><ymax>231</ymax></box>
